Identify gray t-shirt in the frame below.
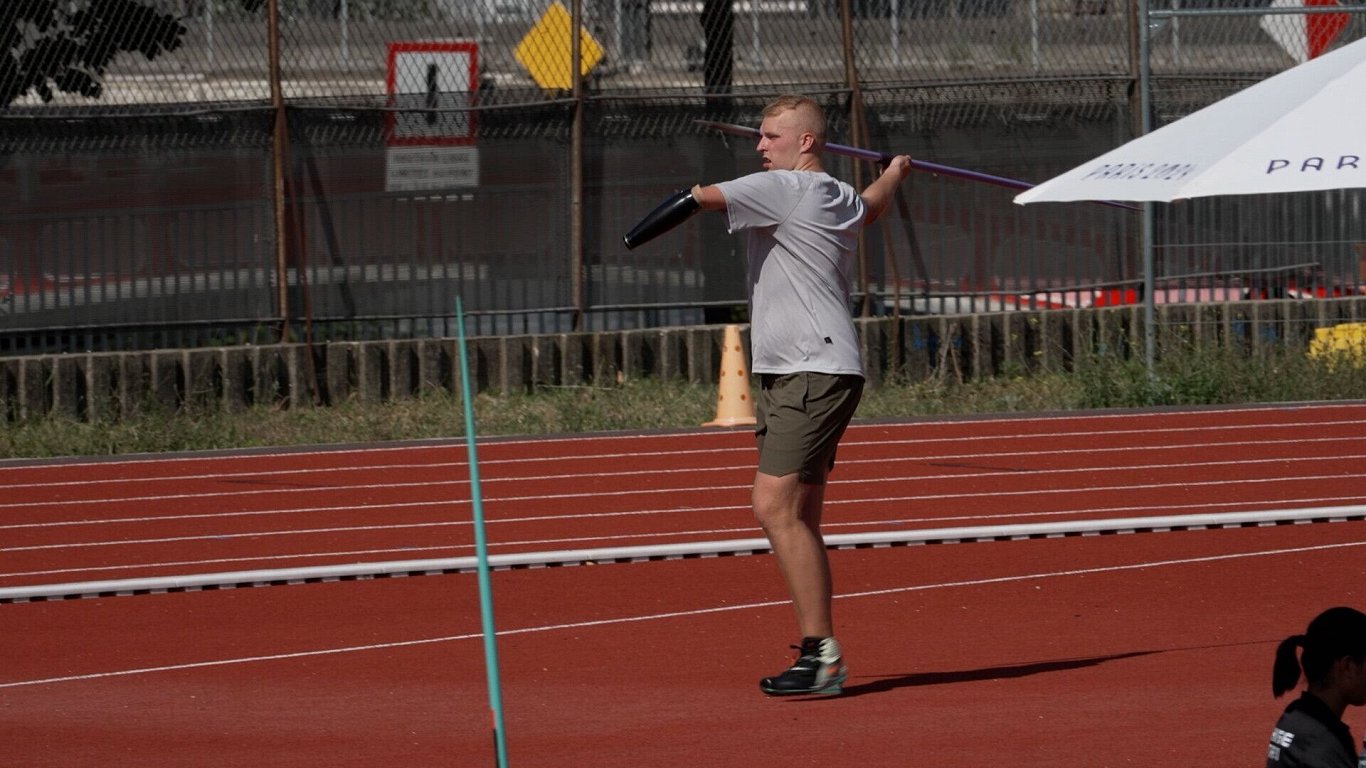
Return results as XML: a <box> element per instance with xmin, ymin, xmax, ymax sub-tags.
<box><xmin>714</xmin><ymin>169</ymin><xmax>866</xmax><ymax>377</ymax></box>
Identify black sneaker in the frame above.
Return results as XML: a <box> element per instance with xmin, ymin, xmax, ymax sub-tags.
<box><xmin>759</xmin><ymin>636</ymin><xmax>846</xmax><ymax>696</ymax></box>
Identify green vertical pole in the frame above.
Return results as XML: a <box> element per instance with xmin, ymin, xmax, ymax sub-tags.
<box><xmin>455</xmin><ymin>296</ymin><xmax>509</xmax><ymax>767</ymax></box>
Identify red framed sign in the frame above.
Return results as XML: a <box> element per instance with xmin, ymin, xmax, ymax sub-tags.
<box><xmin>385</xmin><ymin>41</ymin><xmax>478</xmax><ymax>147</ymax></box>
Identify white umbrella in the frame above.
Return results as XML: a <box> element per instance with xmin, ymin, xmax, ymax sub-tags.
<box><xmin>1015</xmin><ymin>34</ymin><xmax>1366</xmax><ymax>204</ymax></box>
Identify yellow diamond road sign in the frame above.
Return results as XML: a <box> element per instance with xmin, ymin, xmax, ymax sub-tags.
<box><xmin>514</xmin><ymin>1</ymin><xmax>603</xmax><ymax>91</ymax></box>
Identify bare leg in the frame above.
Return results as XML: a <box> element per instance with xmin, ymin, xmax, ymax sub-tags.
<box><xmin>752</xmin><ymin>470</ymin><xmax>832</xmax><ymax>638</ymax></box>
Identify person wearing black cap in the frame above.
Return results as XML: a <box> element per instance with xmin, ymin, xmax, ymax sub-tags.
<box><xmin>1267</xmin><ymin>606</ymin><xmax>1366</xmax><ymax>767</ymax></box>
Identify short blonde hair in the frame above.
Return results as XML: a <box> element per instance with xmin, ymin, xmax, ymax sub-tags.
<box><xmin>763</xmin><ymin>94</ymin><xmax>826</xmax><ymax>148</ymax></box>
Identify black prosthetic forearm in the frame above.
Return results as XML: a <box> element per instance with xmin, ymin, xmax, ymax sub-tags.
<box><xmin>623</xmin><ymin>189</ymin><xmax>701</xmax><ymax>250</ymax></box>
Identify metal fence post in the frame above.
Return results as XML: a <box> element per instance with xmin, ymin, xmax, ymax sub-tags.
<box><xmin>571</xmin><ymin>0</ymin><xmax>586</xmax><ymax>330</ymax></box>
<box><xmin>268</xmin><ymin>0</ymin><xmax>291</xmax><ymax>342</ymax></box>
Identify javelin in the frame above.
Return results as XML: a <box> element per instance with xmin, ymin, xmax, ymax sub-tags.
<box><xmin>455</xmin><ymin>295</ymin><xmax>510</xmax><ymax>768</ymax></box>
<box><xmin>694</xmin><ymin>119</ymin><xmax>1138</xmax><ymax>212</ymax></box>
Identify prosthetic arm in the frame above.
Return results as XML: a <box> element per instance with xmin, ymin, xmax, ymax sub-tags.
<box><xmin>623</xmin><ymin>189</ymin><xmax>701</xmax><ymax>250</ymax></box>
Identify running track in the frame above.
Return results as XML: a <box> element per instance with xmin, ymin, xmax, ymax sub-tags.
<box><xmin>2</xmin><ymin>402</ymin><xmax>1365</xmax><ymax>766</ymax></box>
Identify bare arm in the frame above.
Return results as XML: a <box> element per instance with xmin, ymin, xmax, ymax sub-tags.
<box><xmin>691</xmin><ymin>184</ymin><xmax>727</xmax><ymax>211</ymax></box>
<box><xmin>860</xmin><ymin>155</ymin><xmax>912</xmax><ymax>225</ymax></box>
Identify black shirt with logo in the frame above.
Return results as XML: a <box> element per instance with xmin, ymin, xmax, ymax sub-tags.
<box><xmin>1266</xmin><ymin>692</ymin><xmax>1359</xmax><ymax>768</ymax></box>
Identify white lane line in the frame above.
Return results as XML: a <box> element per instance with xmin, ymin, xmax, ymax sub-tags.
<box><xmin>8</xmin><ymin>507</ymin><xmax>1363</xmax><ymax>602</ymax></box>
<box><xmin>3</xmin><ymin>537</ymin><xmax>1361</xmax><ymax>690</ymax></box>
<box><xmin>6</xmin><ymin>470</ymin><xmax>1366</xmax><ymax>553</ymax></box>
<box><xmin>9</xmin><ymin>492</ymin><xmax>1366</xmax><ymax>582</ymax></box>
<box><xmin>4</xmin><ymin>433</ymin><xmax>1362</xmax><ymax>492</ymax></box>
<box><xmin>5</xmin><ymin>451</ymin><xmax>1366</xmax><ymax>514</ymax></box>
<box><xmin>1</xmin><ymin>403</ymin><xmax>1362</xmax><ymax>477</ymax></box>
<box><xmin>9</xmin><ymin>481</ymin><xmax>1366</xmax><ymax>540</ymax></box>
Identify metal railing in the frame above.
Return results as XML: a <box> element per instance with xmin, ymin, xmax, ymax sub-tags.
<box><xmin>2</xmin><ymin>1</ymin><xmax>1364</xmax><ymax>354</ymax></box>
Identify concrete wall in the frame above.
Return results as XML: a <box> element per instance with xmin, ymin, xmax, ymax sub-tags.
<box><xmin>3</xmin><ymin>298</ymin><xmax>1365</xmax><ymax>422</ymax></box>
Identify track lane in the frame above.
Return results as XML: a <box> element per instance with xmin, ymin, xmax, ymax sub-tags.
<box><xmin>3</xmin><ymin>521</ymin><xmax>1363</xmax><ymax>767</ymax></box>
<box><xmin>3</xmin><ymin>404</ymin><xmax>1365</xmax><ymax>588</ymax></box>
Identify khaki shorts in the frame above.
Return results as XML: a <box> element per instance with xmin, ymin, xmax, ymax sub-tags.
<box><xmin>755</xmin><ymin>372</ymin><xmax>864</xmax><ymax>485</ymax></box>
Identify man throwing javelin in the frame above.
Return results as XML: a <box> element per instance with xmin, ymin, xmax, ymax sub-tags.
<box><xmin>624</xmin><ymin>94</ymin><xmax>911</xmax><ymax>696</ymax></box>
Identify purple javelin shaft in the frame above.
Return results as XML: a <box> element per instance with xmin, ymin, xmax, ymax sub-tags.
<box><xmin>694</xmin><ymin>120</ymin><xmax>1138</xmax><ymax>212</ymax></box>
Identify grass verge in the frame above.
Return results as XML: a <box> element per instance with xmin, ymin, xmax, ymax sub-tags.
<box><xmin>2</xmin><ymin>344</ymin><xmax>1363</xmax><ymax>459</ymax></box>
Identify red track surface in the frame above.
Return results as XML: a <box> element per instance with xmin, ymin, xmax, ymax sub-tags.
<box><xmin>3</xmin><ymin>403</ymin><xmax>1365</xmax><ymax>766</ymax></box>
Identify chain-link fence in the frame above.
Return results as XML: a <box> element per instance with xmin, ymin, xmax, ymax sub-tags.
<box><xmin>3</xmin><ymin>0</ymin><xmax>1365</xmax><ymax>354</ymax></box>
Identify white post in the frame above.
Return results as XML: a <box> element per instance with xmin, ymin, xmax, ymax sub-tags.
<box><xmin>614</xmin><ymin>0</ymin><xmax>625</xmax><ymax>67</ymax></box>
<box><xmin>205</xmin><ymin>0</ymin><xmax>214</xmax><ymax>66</ymax></box>
<box><xmin>340</xmin><ymin>0</ymin><xmax>350</xmax><ymax>63</ymax></box>
<box><xmin>751</xmin><ymin>1</ymin><xmax>763</xmax><ymax>66</ymax></box>
<box><xmin>891</xmin><ymin>0</ymin><xmax>901</xmax><ymax>66</ymax></box>
<box><xmin>1030</xmin><ymin>0</ymin><xmax>1040</xmax><ymax>71</ymax></box>
<box><xmin>1171</xmin><ymin>0</ymin><xmax>1181</xmax><ymax>68</ymax></box>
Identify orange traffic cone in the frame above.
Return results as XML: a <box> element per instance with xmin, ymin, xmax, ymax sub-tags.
<box><xmin>703</xmin><ymin>324</ymin><xmax>757</xmax><ymax>427</ymax></box>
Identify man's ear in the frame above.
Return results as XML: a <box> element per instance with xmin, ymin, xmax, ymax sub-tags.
<box><xmin>800</xmin><ymin>132</ymin><xmax>815</xmax><ymax>153</ymax></box>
